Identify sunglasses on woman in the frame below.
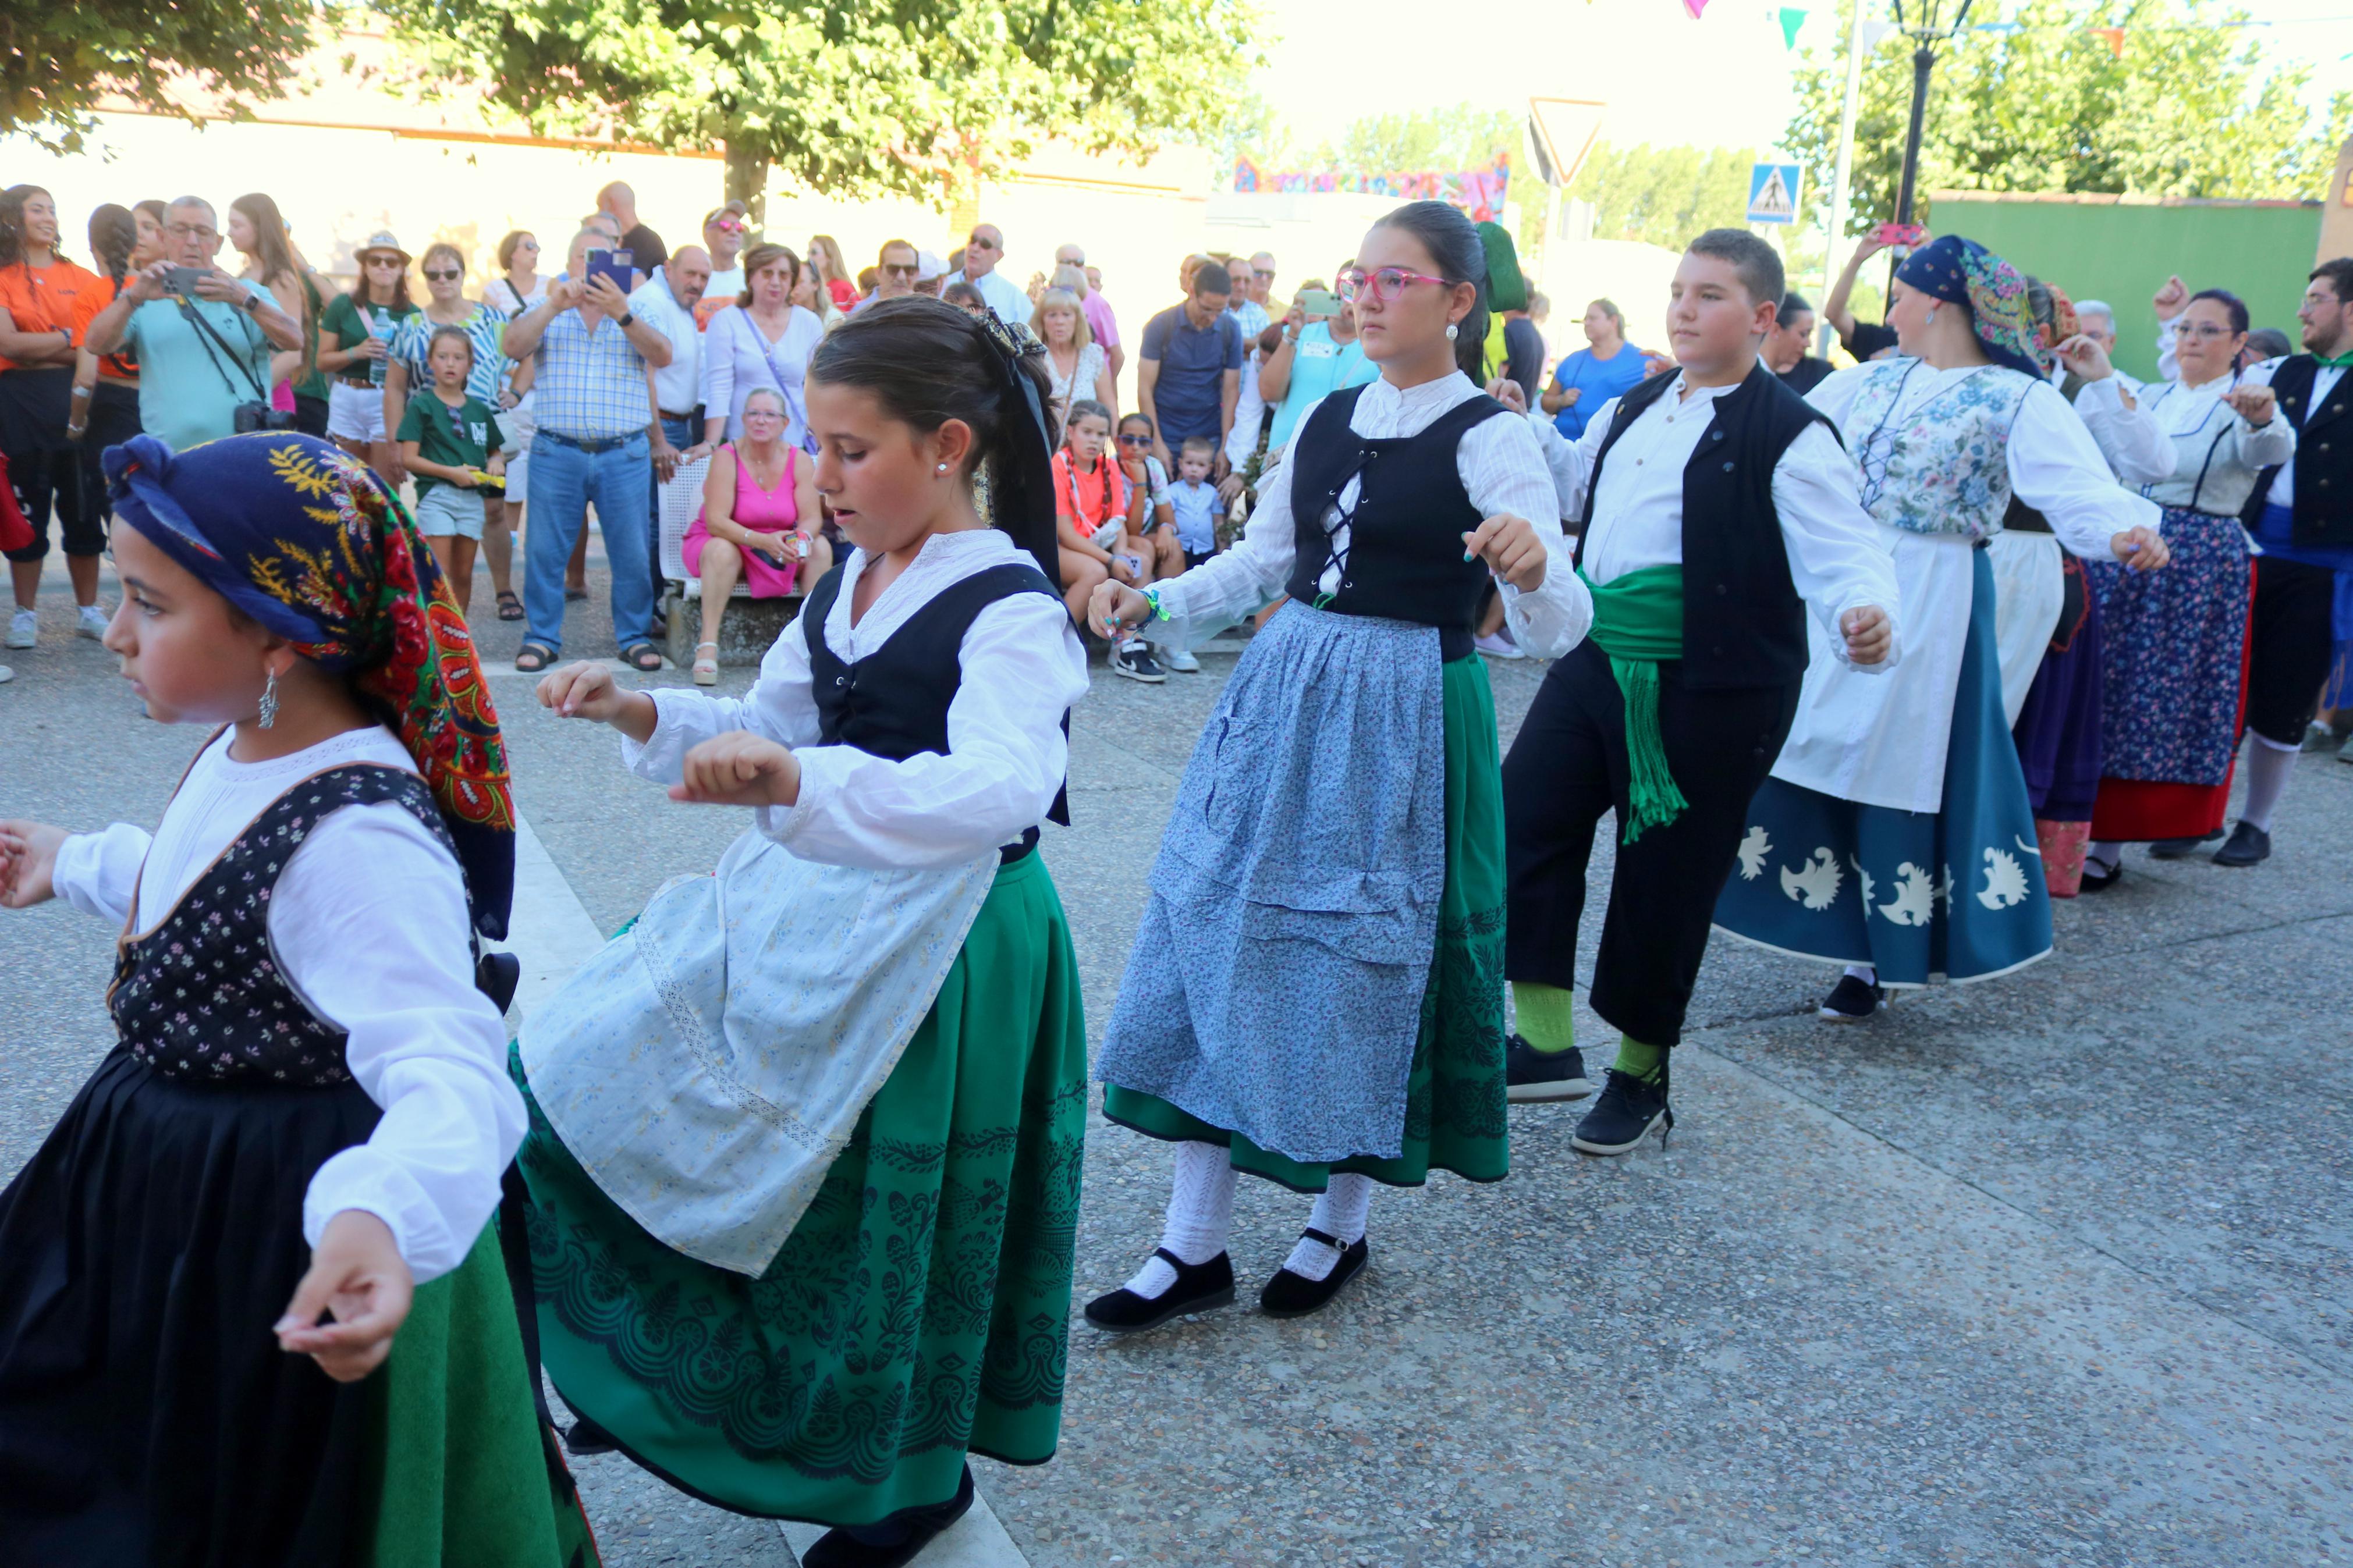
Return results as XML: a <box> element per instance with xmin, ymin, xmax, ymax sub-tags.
<box><xmin>1117</xmin><ymin>433</ymin><xmax>1153</xmax><ymax>447</ymax></box>
<box><xmin>423</xmin><ymin>268</ymin><xmax>462</xmax><ymax>282</ymax></box>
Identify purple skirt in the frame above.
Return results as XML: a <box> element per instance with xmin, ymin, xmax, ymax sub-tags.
<box><xmin>2012</xmin><ymin>561</ymin><xmax>2104</xmax><ymax>822</ymax></box>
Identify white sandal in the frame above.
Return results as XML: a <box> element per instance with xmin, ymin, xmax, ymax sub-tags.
<box><xmin>692</xmin><ymin>640</ymin><xmax>720</xmax><ymax>685</ymax></box>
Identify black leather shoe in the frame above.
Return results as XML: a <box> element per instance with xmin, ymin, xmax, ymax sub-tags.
<box><xmin>1259</xmin><ymin>1228</ymin><xmax>1369</xmax><ymax>1318</ymax></box>
<box><xmin>801</xmin><ymin>1466</ymin><xmax>976</xmax><ymax>1568</ymax></box>
<box><xmin>1818</xmin><ymin>974</ymin><xmax>1884</xmax><ymax>1022</ymax></box>
<box><xmin>562</xmin><ymin>1413</ymin><xmax>621</xmax><ymax>1457</ymax></box>
<box><xmin>1083</xmin><ymin>1249</ymin><xmax>1235</xmax><ymax>1334</ymax></box>
<box><xmin>1571</xmin><ymin>1065</ymin><xmax>1673</xmax><ymax>1156</ymax></box>
<box><xmin>2078</xmin><ymin>859</ymin><xmax>2123</xmax><ymax>892</ymax></box>
<box><xmin>1506</xmin><ymin>1033</ymin><xmax>1593</xmax><ymax>1103</ymax></box>
<box><xmin>2212</xmin><ymin>820</ymin><xmax>2272</xmax><ymax>867</ymax></box>
<box><xmin>2148</xmin><ymin>829</ymin><xmax>2224</xmax><ymax>859</ymax></box>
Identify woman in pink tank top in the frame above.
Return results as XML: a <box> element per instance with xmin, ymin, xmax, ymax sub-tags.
<box><xmin>683</xmin><ymin>386</ymin><xmax>830</xmax><ymax>683</ymax></box>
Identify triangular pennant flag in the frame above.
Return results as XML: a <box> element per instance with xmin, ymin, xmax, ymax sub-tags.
<box><xmin>2090</xmin><ymin>25</ymin><xmax>2124</xmax><ymax>55</ymax></box>
<box><xmin>1779</xmin><ymin>6</ymin><xmax>1807</xmax><ymax>48</ymax></box>
<box><xmin>1683</xmin><ymin>0</ymin><xmax>1709</xmax><ymax>18</ymax></box>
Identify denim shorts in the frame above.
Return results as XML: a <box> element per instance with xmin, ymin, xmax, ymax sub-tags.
<box><xmin>413</xmin><ymin>483</ymin><xmax>487</xmax><ymax>540</ymax></box>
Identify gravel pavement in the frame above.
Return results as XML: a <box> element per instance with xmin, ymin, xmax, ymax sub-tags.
<box><xmin>5</xmin><ymin>544</ymin><xmax>2349</xmax><ymax>1567</ymax></box>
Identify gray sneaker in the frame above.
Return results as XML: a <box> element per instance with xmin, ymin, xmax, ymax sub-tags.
<box><xmin>0</xmin><ymin>664</ymin><xmax>13</xmax><ymax>684</ymax></box>
<box><xmin>1154</xmin><ymin>642</ymin><xmax>1201</xmax><ymax>673</ymax></box>
<box><xmin>76</xmin><ymin>605</ymin><xmax>109</xmax><ymax>641</ymax></box>
<box><xmin>5</xmin><ymin>609</ymin><xmax>33</xmax><ymax>649</ymax></box>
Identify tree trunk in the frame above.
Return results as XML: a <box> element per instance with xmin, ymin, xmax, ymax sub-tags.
<box><xmin>723</xmin><ymin>141</ymin><xmax>770</xmax><ymax>236</ymax></box>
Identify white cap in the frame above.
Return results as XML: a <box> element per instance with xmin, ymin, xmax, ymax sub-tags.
<box><xmin>916</xmin><ymin>250</ymin><xmax>948</xmax><ymax>282</ymax></box>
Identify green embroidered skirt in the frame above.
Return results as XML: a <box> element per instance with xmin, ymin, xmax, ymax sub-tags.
<box><xmin>1104</xmin><ymin>652</ymin><xmax>1509</xmax><ymax>1191</ymax></box>
<box><xmin>512</xmin><ymin>851</ymin><xmax>1087</xmax><ymax>1527</ymax></box>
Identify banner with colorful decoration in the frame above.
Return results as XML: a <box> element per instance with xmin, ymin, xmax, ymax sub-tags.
<box><xmin>1232</xmin><ymin>155</ymin><xmax>1512</xmax><ymax>223</ymax></box>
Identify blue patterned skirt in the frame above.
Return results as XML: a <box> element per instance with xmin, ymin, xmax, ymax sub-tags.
<box><xmin>1713</xmin><ymin>549</ymin><xmax>2052</xmax><ymax>988</ymax></box>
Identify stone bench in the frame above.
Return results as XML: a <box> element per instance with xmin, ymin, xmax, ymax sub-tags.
<box><xmin>662</xmin><ymin>582</ymin><xmax>803</xmax><ymax>669</ymax></box>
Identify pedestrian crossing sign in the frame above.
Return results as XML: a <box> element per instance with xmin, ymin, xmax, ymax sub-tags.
<box><xmin>1747</xmin><ymin>162</ymin><xmax>1802</xmax><ymax>225</ymax></box>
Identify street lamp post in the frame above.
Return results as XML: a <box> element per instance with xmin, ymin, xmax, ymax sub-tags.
<box><xmin>1890</xmin><ymin>0</ymin><xmax>1976</xmax><ymax>225</ymax></box>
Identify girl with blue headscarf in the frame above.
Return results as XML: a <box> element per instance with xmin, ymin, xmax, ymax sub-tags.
<box><xmin>0</xmin><ymin>432</ymin><xmax>588</xmax><ymax>1565</ymax></box>
<box><xmin>1715</xmin><ymin>236</ymin><xmax>2169</xmax><ymax>1021</ymax></box>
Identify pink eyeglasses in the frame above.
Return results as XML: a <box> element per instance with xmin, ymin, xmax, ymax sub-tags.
<box><xmin>1337</xmin><ymin>266</ymin><xmax>1448</xmax><ymax>305</ymax></box>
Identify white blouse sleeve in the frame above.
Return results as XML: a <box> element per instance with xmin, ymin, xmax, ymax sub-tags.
<box><xmin>1458</xmin><ymin>408</ymin><xmax>1591</xmax><ymax>660</ymax></box>
<box><xmin>2070</xmin><ymin>376</ymin><xmax>2173</xmax><ymax>484</ymax></box>
<box><xmin>1770</xmin><ymin>421</ymin><xmax>1904</xmax><ymax>673</ymax></box>
<box><xmin>620</xmin><ymin>609</ymin><xmax>826</xmax><ymax>783</ymax></box>
<box><xmin>1803</xmin><ymin>363</ymin><xmax>1879</xmax><ymax>426</ymax></box>
<box><xmin>1146</xmin><ymin>411</ymin><xmax>1309</xmax><ymax>638</ymax></box>
<box><xmin>51</xmin><ymin>822</ymin><xmax>152</xmax><ymax>926</ymax></box>
<box><xmin>757</xmin><ymin>593</ymin><xmax>1088</xmax><ymax>869</ymax></box>
<box><xmin>2007</xmin><ymin>379</ymin><xmax>2164</xmax><ymax>559</ymax></box>
<box><xmin>1520</xmin><ymin>405</ymin><xmax>1610</xmax><ymax>531</ymax></box>
<box><xmin>279</xmin><ymin>803</ymin><xmax>522</xmax><ymax>1286</ymax></box>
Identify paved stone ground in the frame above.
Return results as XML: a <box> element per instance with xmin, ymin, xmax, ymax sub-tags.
<box><xmin>5</xmin><ymin>547</ymin><xmax>2350</xmax><ymax>1567</ymax></box>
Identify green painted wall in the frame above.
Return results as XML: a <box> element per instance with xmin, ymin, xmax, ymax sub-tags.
<box><xmin>1929</xmin><ymin>196</ymin><xmax>2323</xmax><ymax>382</ymax></box>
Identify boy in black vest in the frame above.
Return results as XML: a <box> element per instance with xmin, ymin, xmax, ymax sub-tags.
<box><xmin>2224</xmin><ymin>256</ymin><xmax>2353</xmax><ymax>863</ymax></box>
<box><xmin>1498</xmin><ymin>229</ymin><xmax>1900</xmax><ymax>1154</ymax></box>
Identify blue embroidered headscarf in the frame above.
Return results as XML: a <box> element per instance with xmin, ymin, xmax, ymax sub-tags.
<box><xmin>104</xmin><ymin>432</ymin><xmax>516</xmax><ymax>938</ymax></box>
<box><xmin>1894</xmin><ymin>235</ymin><xmax>2047</xmax><ymax>378</ymax></box>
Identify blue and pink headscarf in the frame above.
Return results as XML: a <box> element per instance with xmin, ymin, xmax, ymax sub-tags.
<box><xmin>1894</xmin><ymin>235</ymin><xmax>2048</xmax><ymax>379</ymax></box>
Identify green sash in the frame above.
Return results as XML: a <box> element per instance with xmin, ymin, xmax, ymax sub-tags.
<box><xmin>1577</xmin><ymin>564</ymin><xmax>1688</xmax><ymax>844</ymax></box>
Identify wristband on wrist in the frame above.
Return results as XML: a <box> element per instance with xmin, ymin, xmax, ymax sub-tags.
<box><xmin>1141</xmin><ymin>586</ymin><xmax>1170</xmax><ymax>623</ymax></box>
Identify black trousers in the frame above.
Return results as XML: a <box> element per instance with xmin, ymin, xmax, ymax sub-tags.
<box><xmin>2245</xmin><ymin>554</ymin><xmax>2339</xmax><ymax>746</ymax></box>
<box><xmin>1504</xmin><ymin>641</ymin><xmax>1800</xmax><ymax>1046</ymax></box>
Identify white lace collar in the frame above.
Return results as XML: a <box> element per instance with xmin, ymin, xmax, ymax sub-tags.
<box><xmin>824</xmin><ymin>527</ymin><xmax>1030</xmax><ymax>659</ymax></box>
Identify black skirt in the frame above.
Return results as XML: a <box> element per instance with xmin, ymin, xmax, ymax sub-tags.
<box><xmin>0</xmin><ymin>1048</ymin><xmax>386</xmax><ymax>1566</ymax></box>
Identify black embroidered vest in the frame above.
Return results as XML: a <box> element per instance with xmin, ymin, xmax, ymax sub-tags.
<box><xmin>108</xmin><ymin>765</ymin><xmax>452</xmax><ymax>1087</ymax></box>
<box><xmin>1575</xmin><ymin>361</ymin><xmax>1837</xmax><ymax>690</ymax></box>
<box><xmin>1284</xmin><ymin>384</ymin><xmax>1508</xmax><ymax>660</ymax></box>
<box><xmin>2240</xmin><ymin>355</ymin><xmax>2351</xmax><ymax>546</ymax></box>
<box><xmin>802</xmin><ymin>558</ymin><xmax>1071</xmax><ymax>829</ymax></box>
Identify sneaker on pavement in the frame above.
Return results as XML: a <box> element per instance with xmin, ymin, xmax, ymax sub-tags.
<box><xmin>76</xmin><ymin>605</ymin><xmax>108</xmax><ymax>640</ymax></box>
<box><xmin>1571</xmin><ymin>1066</ymin><xmax>1673</xmax><ymax>1156</ymax></box>
<box><xmin>1155</xmin><ymin>642</ymin><xmax>1201</xmax><ymax>673</ymax></box>
<box><xmin>1818</xmin><ymin>973</ymin><xmax>1884</xmax><ymax>1021</ymax></box>
<box><xmin>0</xmin><ymin>664</ymin><xmax>13</xmax><ymax>684</ymax></box>
<box><xmin>2210</xmin><ymin>820</ymin><xmax>2271</xmax><ymax>867</ymax></box>
<box><xmin>6</xmin><ymin>610</ymin><xmax>33</xmax><ymax>649</ymax></box>
<box><xmin>1505</xmin><ymin>1033</ymin><xmax>1592</xmax><ymax>1103</ymax></box>
<box><xmin>1110</xmin><ymin>639</ymin><xmax>1166</xmax><ymax>683</ymax></box>
<box><xmin>1472</xmin><ymin>631</ymin><xmax>1525</xmax><ymax>659</ymax></box>
<box><xmin>2148</xmin><ymin>829</ymin><xmax>2223</xmax><ymax>859</ymax></box>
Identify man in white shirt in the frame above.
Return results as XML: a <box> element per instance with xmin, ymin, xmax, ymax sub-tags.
<box><xmin>1498</xmin><ymin>229</ymin><xmax>1898</xmax><ymax>1155</ymax></box>
<box><xmin>631</xmin><ymin>246</ymin><xmax>711</xmax><ymax>595</ymax></box>
<box><xmin>945</xmin><ymin>223</ymin><xmax>1031</xmax><ymax>326</ymax></box>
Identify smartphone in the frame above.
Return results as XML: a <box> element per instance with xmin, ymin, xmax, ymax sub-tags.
<box><xmin>1297</xmin><ymin>287</ymin><xmax>1341</xmax><ymax>319</ymax></box>
<box><xmin>584</xmin><ymin>248</ymin><xmax>636</xmax><ymax>293</ymax></box>
<box><xmin>162</xmin><ymin>265</ymin><xmax>209</xmax><ymax>296</ymax></box>
<box><xmin>1873</xmin><ymin>222</ymin><xmax>1928</xmax><ymax>254</ymax></box>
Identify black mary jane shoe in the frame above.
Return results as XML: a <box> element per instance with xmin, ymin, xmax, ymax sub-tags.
<box><xmin>2077</xmin><ymin>859</ymin><xmax>2123</xmax><ymax>893</ymax></box>
<box><xmin>1258</xmin><ymin>1228</ymin><xmax>1370</xmax><ymax>1319</ymax></box>
<box><xmin>2148</xmin><ymin>829</ymin><xmax>2224</xmax><ymax>861</ymax></box>
<box><xmin>800</xmin><ymin>1466</ymin><xmax>977</xmax><ymax>1568</ymax></box>
<box><xmin>1505</xmin><ymin>1033</ymin><xmax>1593</xmax><ymax>1103</ymax></box>
<box><xmin>1571</xmin><ymin>1066</ymin><xmax>1674</xmax><ymax>1157</ymax></box>
<box><xmin>562</xmin><ymin>1412</ymin><xmax>622</xmax><ymax>1457</ymax></box>
<box><xmin>1083</xmin><ymin>1249</ymin><xmax>1236</xmax><ymax>1334</ymax></box>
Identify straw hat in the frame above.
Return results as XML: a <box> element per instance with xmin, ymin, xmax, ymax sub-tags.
<box><xmin>354</xmin><ymin>230</ymin><xmax>411</xmax><ymax>265</ymax></box>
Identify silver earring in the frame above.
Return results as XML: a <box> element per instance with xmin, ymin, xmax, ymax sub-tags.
<box><xmin>1925</xmin><ymin>306</ymin><xmax>1937</xmax><ymax>327</ymax></box>
<box><xmin>936</xmin><ymin>461</ymin><xmax>950</xmax><ymax>474</ymax></box>
<box><xmin>257</xmin><ymin>668</ymin><xmax>279</xmax><ymax>729</ymax></box>
<box><xmin>1445</xmin><ymin>322</ymin><xmax>1459</xmax><ymax>342</ymax></box>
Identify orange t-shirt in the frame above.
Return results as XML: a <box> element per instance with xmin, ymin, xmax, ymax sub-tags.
<box><xmin>0</xmin><ymin>257</ymin><xmax>104</xmax><ymax>373</ymax></box>
<box><xmin>71</xmin><ymin>273</ymin><xmax>140</xmax><ymax>381</ymax></box>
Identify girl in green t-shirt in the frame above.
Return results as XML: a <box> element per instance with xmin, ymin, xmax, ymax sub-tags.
<box><xmin>395</xmin><ymin>326</ymin><xmax>505</xmax><ymax>622</ymax></box>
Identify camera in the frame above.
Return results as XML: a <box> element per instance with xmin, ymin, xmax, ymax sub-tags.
<box><xmin>234</xmin><ymin>401</ymin><xmax>299</xmax><ymax>435</ymax></box>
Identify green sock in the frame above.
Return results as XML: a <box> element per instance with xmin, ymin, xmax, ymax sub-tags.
<box><xmin>1510</xmin><ymin>982</ymin><xmax>1577</xmax><ymax>1054</ymax></box>
<box><xmin>1612</xmin><ymin>1034</ymin><xmax>1667</xmax><ymax>1085</ymax></box>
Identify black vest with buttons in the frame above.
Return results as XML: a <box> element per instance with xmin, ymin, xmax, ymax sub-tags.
<box><xmin>108</xmin><ymin>765</ymin><xmax>452</xmax><ymax>1087</ymax></box>
<box><xmin>2240</xmin><ymin>355</ymin><xmax>2352</xmax><ymax>546</ymax></box>
<box><xmin>803</xmin><ymin>558</ymin><xmax>1072</xmax><ymax>828</ymax></box>
<box><xmin>1284</xmin><ymin>384</ymin><xmax>1509</xmax><ymax>660</ymax></box>
<box><xmin>1575</xmin><ymin>360</ymin><xmax>1837</xmax><ymax>691</ymax></box>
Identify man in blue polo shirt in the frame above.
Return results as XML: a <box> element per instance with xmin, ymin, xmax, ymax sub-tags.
<box><xmin>1137</xmin><ymin>261</ymin><xmax>1243</xmax><ymax>496</ymax></box>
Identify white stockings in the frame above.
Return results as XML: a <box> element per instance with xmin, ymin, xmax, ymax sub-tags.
<box><xmin>1123</xmin><ymin>1147</ymin><xmax>1378</xmax><ymax>1297</ymax></box>
<box><xmin>1281</xmin><ymin>1174</ymin><xmax>1374</xmax><ymax>1282</ymax></box>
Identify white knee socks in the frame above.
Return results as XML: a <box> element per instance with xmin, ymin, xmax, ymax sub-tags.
<box><xmin>2087</xmin><ymin>840</ymin><xmax>2122</xmax><ymax>872</ymax></box>
<box><xmin>1124</xmin><ymin>1141</ymin><xmax>1236</xmax><ymax>1299</ymax></box>
<box><xmin>2239</xmin><ymin>734</ymin><xmax>2298</xmax><ymax>833</ymax></box>
<box><xmin>1280</xmin><ymin>1174</ymin><xmax>1374</xmax><ymax>1281</ymax></box>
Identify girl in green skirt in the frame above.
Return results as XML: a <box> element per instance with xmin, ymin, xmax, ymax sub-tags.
<box><xmin>520</xmin><ymin>297</ymin><xmax>1089</xmax><ymax>1567</ymax></box>
<box><xmin>1085</xmin><ymin>202</ymin><xmax>1593</xmax><ymax>1332</ymax></box>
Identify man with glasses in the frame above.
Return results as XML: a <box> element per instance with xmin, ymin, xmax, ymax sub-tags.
<box><xmin>1056</xmin><ymin>241</ymin><xmax>1124</xmax><ymax>392</ymax></box>
<box><xmin>854</xmin><ymin>239</ymin><xmax>923</xmax><ymax>314</ymax></box>
<box><xmin>1250</xmin><ymin>251</ymin><xmax>1281</xmax><ymax>315</ymax></box>
<box><xmin>80</xmin><ymin>197</ymin><xmax>303</xmax><ymax>453</ymax></box>
<box><xmin>946</xmin><ymin>223</ymin><xmax>1030</xmax><ymax>326</ymax></box>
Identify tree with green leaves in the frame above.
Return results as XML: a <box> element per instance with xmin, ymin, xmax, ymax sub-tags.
<box><xmin>1787</xmin><ymin>0</ymin><xmax>2353</xmax><ymax>233</ymax></box>
<box><xmin>1565</xmin><ymin>143</ymin><xmax>1759</xmax><ymax>251</ymax></box>
<box><xmin>377</xmin><ymin>0</ymin><xmax>1261</xmax><ymax>223</ymax></box>
<box><xmin>1319</xmin><ymin>106</ymin><xmax>1520</xmax><ymax>173</ymax></box>
<box><xmin>2</xmin><ymin>0</ymin><xmax>318</xmax><ymax>154</ymax></box>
